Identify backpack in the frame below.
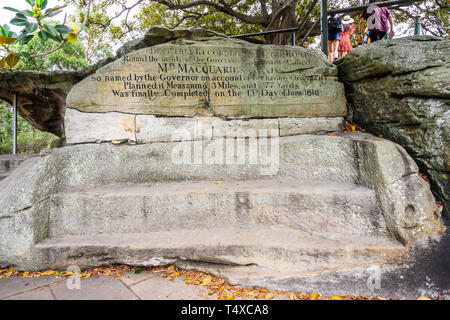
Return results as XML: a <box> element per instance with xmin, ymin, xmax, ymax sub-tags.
<box><xmin>328</xmin><ymin>17</ymin><xmax>342</xmax><ymax>33</ymax></box>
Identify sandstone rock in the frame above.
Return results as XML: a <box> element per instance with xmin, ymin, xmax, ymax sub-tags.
<box><xmin>0</xmin><ymin>154</ymin><xmax>38</xmax><ymax>181</ymax></box>
<box><xmin>65</xmin><ymin>111</ymin><xmax>345</xmax><ymax>144</ymax></box>
<box><xmin>0</xmin><ymin>26</ymin><xmax>224</xmax><ymax>137</ymax></box>
<box><xmin>65</xmin><ymin>108</ymin><xmax>137</xmax><ymax>144</ymax></box>
<box><xmin>0</xmin><ymin>133</ymin><xmax>445</xmax><ymax>271</ymax></box>
<box><xmin>279</xmin><ymin>117</ymin><xmax>344</xmax><ymax>136</ymax></box>
<box><xmin>0</xmin><ymin>58</ymin><xmax>115</xmax><ymax>137</ymax></box>
<box><xmin>336</xmin><ymin>36</ymin><xmax>450</xmax><ymax>222</ymax></box>
<box><xmin>67</xmin><ymin>28</ymin><xmax>346</xmax><ymax>119</ymax></box>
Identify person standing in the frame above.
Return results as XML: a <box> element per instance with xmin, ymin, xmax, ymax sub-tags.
<box><xmin>359</xmin><ymin>0</ymin><xmax>395</xmax><ymax>43</ymax></box>
<box><xmin>328</xmin><ymin>11</ymin><xmax>343</xmax><ymax>62</ymax></box>
<box><xmin>338</xmin><ymin>15</ymin><xmax>355</xmax><ymax>57</ymax></box>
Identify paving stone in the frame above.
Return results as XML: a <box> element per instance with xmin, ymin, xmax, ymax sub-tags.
<box><xmin>49</xmin><ymin>276</ymin><xmax>138</xmax><ymax>300</ymax></box>
<box><xmin>119</xmin><ymin>270</ymin><xmax>159</xmax><ymax>286</ymax></box>
<box><xmin>130</xmin><ymin>276</ymin><xmax>217</xmax><ymax>300</ymax></box>
<box><xmin>3</xmin><ymin>286</ymin><xmax>54</xmax><ymax>300</ymax></box>
<box><xmin>0</xmin><ymin>276</ymin><xmax>60</xmax><ymax>299</ymax></box>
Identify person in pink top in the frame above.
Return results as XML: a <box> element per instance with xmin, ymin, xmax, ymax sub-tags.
<box><xmin>338</xmin><ymin>15</ymin><xmax>355</xmax><ymax>57</ymax></box>
<box><xmin>359</xmin><ymin>0</ymin><xmax>395</xmax><ymax>42</ymax></box>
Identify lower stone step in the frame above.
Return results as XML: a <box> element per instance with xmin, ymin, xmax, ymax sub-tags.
<box><xmin>48</xmin><ymin>179</ymin><xmax>387</xmax><ymax>238</ymax></box>
<box><xmin>34</xmin><ymin>228</ymin><xmax>407</xmax><ymax>274</ymax></box>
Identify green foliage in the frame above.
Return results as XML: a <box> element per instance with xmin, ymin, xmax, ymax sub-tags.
<box><xmin>65</xmin><ymin>0</ymin><xmax>448</xmax><ymax>52</ymax></box>
<box><xmin>10</xmin><ymin>30</ymin><xmax>89</xmax><ymax>71</ymax></box>
<box><xmin>1</xmin><ymin>0</ymin><xmax>88</xmax><ymax>70</ymax></box>
<box><xmin>0</xmin><ymin>103</ymin><xmax>59</xmax><ymax>154</ymax></box>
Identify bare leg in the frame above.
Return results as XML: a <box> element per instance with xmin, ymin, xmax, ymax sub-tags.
<box><xmin>328</xmin><ymin>40</ymin><xmax>333</xmax><ymax>62</ymax></box>
<box><xmin>341</xmin><ymin>51</ymin><xmax>348</xmax><ymax>57</ymax></box>
<box><xmin>332</xmin><ymin>40</ymin><xmax>339</xmax><ymax>60</ymax></box>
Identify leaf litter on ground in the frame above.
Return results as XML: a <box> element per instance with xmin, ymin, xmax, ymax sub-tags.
<box><xmin>0</xmin><ymin>264</ymin><xmax>439</xmax><ymax>300</ymax></box>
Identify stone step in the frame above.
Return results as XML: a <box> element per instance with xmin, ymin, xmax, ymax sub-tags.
<box><xmin>48</xmin><ymin>179</ymin><xmax>387</xmax><ymax>238</ymax></box>
<box><xmin>34</xmin><ymin>228</ymin><xmax>407</xmax><ymax>274</ymax></box>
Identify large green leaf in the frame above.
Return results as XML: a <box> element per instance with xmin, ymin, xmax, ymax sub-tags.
<box><xmin>10</xmin><ymin>18</ymin><xmax>29</xmax><ymax>27</ymax></box>
<box><xmin>25</xmin><ymin>23</ymin><xmax>38</xmax><ymax>34</ymax></box>
<box><xmin>1</xmin><ymin>24</ymin><xmax>9</xmax><ymax>36</ymax></box>
<box><xmin>44</xmin><ymin>10</ymin><xmax>63</xmax><ymax>18</ymax></box>
<box><xmin>3</xmin><ymin>7</ymin><xmax>22</xmax><ymax>13</ymax></box>
<box><xmin>15</xmin><ymin>13</ymin><xmax>28</xmax><ymax>21</ymax></box>
<box><xmin>18</xmin><ymin>52</ymin><xmax>31</xmax><ymax>60</ymax></box>
<box><xmin>17</xmin><ymin>34</ymin><xmax>34</xmax><ymax>45</ymax></box>
<box><xmin>43</xmin><ymin>24</ymin><xmax>58</xmax><ymax>37</ymax></box>
<box><xmin>25</xmin><ymin>0</ymin><xmax>35</xmax><ymax>7</ymax></box>
<box><xmin>41</xmin><ymin>0</ymin><xmax>48</xmax><ymax>10</ymax></box>
<box><xmin>55</xmin><ymin>24</ymin><xmax>73</xmax><ymax>35</ymax></box>
<box><xmin>37</xmin><ymin>30</ymin><xmax>48</xmax><ymax>41</ymax></box>
<box><xmin>22</xmin><ymin>10</ymin><xmax>34</xmax><ymax>17</ymax></box>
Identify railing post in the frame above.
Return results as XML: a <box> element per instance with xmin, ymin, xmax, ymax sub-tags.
<box><xmin>12</xmin><ymin>93</ymin><xmax>17</xmax><ymax>155</ymax></box>
<box><xmin>291</xmin><ymin>31</ymin><xmax>296</xmax><ymax>46</ymax></box>
<box><xmin>321</xmin><ymin>0</ymin><xmax>328</xmax><ymax>56</ymax></box>
<box><xmin>414</xmin><ymin>16</ymin><xmax>421</xmax><ymax>35</ymax></box>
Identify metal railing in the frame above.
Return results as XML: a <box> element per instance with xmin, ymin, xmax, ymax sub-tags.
<box><xmin>229</xmin><ymin>0</ymin><xmax>420</xmax><ymax>55</ymax></box>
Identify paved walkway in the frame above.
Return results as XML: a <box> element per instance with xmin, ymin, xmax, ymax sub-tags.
<box><xmin>0</xmin><ymin>271</ymin><xmax>290</xmax><ymax>300</ymax></box>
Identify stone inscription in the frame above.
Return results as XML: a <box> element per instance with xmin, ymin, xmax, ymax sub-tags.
<box><xmin>67</xmin><ymin>42</ymin><xmax>346</xmax><ymax>117</ymax></box>
<box><xmin>101</xmin><ymin>47</ymin><xmax>323</xmax><ymax>100</ymax></box>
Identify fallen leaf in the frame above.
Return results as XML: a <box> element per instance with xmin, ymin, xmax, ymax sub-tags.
<box><xmin>266</xmin><ymin>293</ymin><xmax>274</xmax><ymax>300</ymax></box>
<box><xmin>417</xmin><ymin>296</ymin><xmax>431</xmax><ymax>300</ymax></box>
<box><xmin>201</xmin><ymin>276</ymin><xmax>212</xmax><ymax>286</ymax></box>
<box><xmin>171</xmin><ymin>272</ymin><xmax>180</xmax><ymax>277</ymax></box>
<box><xmin>310</xmin><ymin>292</ymin><xmax>321</xmax><ymax>299</ymax></box>
<box><xmin>40</xmin><ymin>270</ymin><xmax>56</xmax><ymax>276</ymax></box>
<box><xmin>331</xmin><ymin>295</ymin><xmax>344</xmax><ymax>300</ymax></box>
<box><xmin>212</xmin><ymin>181</ymin><xmax>223</xmax><ymax>184</ymax></box>
<box><xmin>134</xmin><ymin>269</ymin><xmax>143</xmax><ymax>274</ymax></box>
<box><xmin>227</xmin><ymin>295</ymin><xmax>235</xmax><ymax>300</ymax></box>
<box><xmin>115</xmin><ymin>276</ymin><xmax>121</xmax><ymax>280</ymax></box>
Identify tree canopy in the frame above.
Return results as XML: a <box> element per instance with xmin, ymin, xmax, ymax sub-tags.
<box><xmin>1</xmin><ymin>0</ymin><xmax>448</xmax><ymax>67</ymax></box>
<box><xmin>65</xmin><ymin>0</ymin><xmax>448</xmax><ymax>52</ymax></box>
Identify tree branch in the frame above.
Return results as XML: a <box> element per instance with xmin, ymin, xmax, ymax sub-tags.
<box><xmin>266</xmin><ymin>0</ymin><xmax>294</xmax><ymax>30</ymax></box>
<box><xmin>259</xmin><ymin>0</ymin><xmax>269</xmax><ymax>17</ymax></box>
<box><xmin>153</xmin><ymin>0</ymin><xmax>268</xmax><ymax>25</ymax></box>
<box><xmin>397</xmin><ymin>7</ymin><xmax>440</xmax><ymax>37</ymax></box>
<box><xmin>83</xmin><ymin>0</ymin><xmax>94</xmax><ymax>25</ymax></box>
<box><xmin>30</xmin><ymin>39</ymin><xmax>68</xmax><ymax>58</ymax></box>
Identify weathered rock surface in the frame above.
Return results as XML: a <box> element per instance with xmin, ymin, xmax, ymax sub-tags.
<box><xmin>67</xmin><ymin>32</ymin><xmax>345</xmax><ymax>119</ymax></box>
<box><xmin>0</xmin><ymin>154</ymin><xmax>38</xmax><ymax>181</ymax></box>
<box><xmin>0</xmin><ymin>60</ymin><xmax>114</xmax><ymax>137</ymax></box>
<box><xmin>336</xmin><ymin>36</ymin><xmax>450</xmax><ymax>222</ymax></box>
<box><xmin>0</xmin><ymin>26</ymin><xmax>234</xmax><ymax>137</ymax></box>
<box><xmin>0</xmin><ymin>133</ymin><xmax>445</xmax><ymax>272</ymax></box>
<box><xmin>65</xmin><ymin>108</ymin><xmax>345</xmax><ymax>144</ymax></box>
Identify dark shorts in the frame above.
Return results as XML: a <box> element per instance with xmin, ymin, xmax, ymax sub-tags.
<box><xmin>369</xmin><ymin>31</ymin><xmax>387</xmax><ymax>42</ymax></box>
<box><xmin>328</xmin><ymin>32</ymin><xmax>340</xmax><ymax>41</ymax></box>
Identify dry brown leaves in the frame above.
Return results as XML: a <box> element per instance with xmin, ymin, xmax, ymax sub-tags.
<box><xmin>328</xmin><ymin>121</ymin><xmax>366</xmax><ymax>136</ymax></box>
<box><xmin>419</xmin><ymin>172</ymin><xmax>430</xmax><ymax>184</ymax></box>
<box><xmin>0</xmin><ymin>264</ymin><xmax>440</xmax><ymax>300</ymax></box>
